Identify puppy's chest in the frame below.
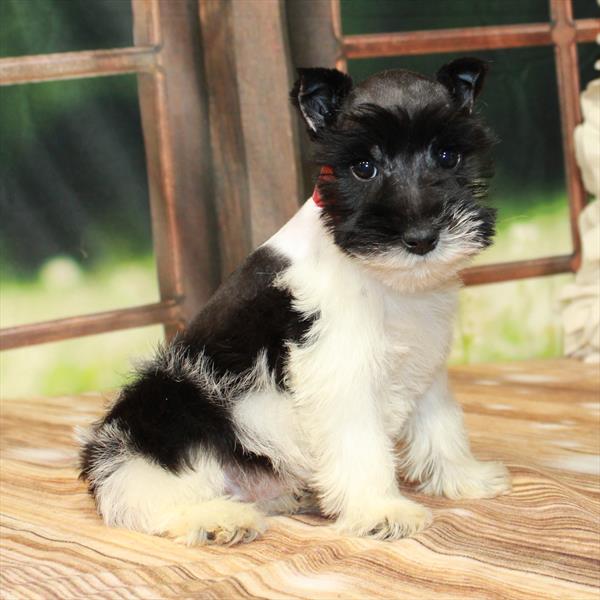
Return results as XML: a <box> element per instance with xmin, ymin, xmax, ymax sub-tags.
<box><xmin>381</xmin><ymin>291</ymin><xmax>456</xmax><ymax>397</ymax></box>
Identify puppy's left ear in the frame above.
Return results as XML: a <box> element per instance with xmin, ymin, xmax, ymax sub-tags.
<box><xmin>436</xmin><ymin>57</ymin><xmax>489</xmax><ymax>113</ymax></box>
<box><xmin>290</xmin><ymin>67</ymin><xmax>353</xmax><ymax>137</ymax></box>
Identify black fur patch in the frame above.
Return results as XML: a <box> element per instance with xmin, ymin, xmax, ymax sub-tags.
<box><xmin>182</xmin><ymin>246</ymin><xmax>314</xmax><ymax>385</ymax></box>
<box><xmin>80</xmin><ymin>246</ymin><xmax>314</xmax><ymax>480</ymax></box>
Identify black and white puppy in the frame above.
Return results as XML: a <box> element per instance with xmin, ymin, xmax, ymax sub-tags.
<box><xmin>79</xmin><ymin>58</ymin><xmax>511</xmax><ymax>545</ymax></box>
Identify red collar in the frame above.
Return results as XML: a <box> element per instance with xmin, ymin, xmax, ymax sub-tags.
<box><xmin>312</xmin><ymin>165</ymin><xmax>334</xmax><ymax>207</ymax></box>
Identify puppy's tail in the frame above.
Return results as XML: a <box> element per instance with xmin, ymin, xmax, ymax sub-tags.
<box><xmin>76</xmin><ymin>345</ymin><xmax>224</xmax><ymax>531</ymax></box>
<box><xmin>77</xmin><ymin>344</ymin><xmax>203</xmax><ymax>489</ymax></box>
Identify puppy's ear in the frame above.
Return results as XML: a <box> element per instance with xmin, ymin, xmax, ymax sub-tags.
<box><xmin>436</xmin><ymin>57</ymin><xmax>488</xmax><ymax>113</ymax></box>
<box><xmin>290</xmin><ymin>67</ymin><xmax>353</xmax><ymax>137</ymax></box>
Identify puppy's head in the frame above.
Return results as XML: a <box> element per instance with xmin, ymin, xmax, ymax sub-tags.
<box><xmin>291</xmin><ymin>59</ymin><xmax>497</xmax><ymax>290</ymax></box>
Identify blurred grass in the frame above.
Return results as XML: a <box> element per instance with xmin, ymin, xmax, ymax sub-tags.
<box><xmin>0</xmin><ymin>257</ymin><xmax>162</xmax><ymax>398</ymax></box>
<box><xmin>2</xmin><ymin>255</ymin><xmax>158</xmax><ymax>325</ymax></box>
<box><xmin>0</xmin><ymin>325</ymin><xmax>164</xmax><ymax>399</ymax></box>
<box><xmin>451</xmin><ymin>191</ymin><xmax>571</xmax><ymax>363</ymax></box>
<box><xmin>0</xmin><ymin>195</ymin><xmax>572</xmax><ymax>398</ymax></box>
<box><xmin>452</xmin><ymin>191</ymin><xmax>571</xmax><ymax>363</ymax></box>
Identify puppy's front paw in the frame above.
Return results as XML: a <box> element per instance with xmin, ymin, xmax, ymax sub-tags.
<box><xmin>337</xmin><ymin>498</ymin><xmax>432</xmax><ymax>541</ymax></box>
<box><xmin>420</xmin><ymin>460</ymin><xmax>511</xmax><ymax>500</ymax></box>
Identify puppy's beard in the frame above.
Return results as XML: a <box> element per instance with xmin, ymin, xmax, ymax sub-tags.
<box><xmin>355</xmin><ymin>227</ymin><xmax>488</xmax><ymax>293</ymax></box>
<box><xmin>441</xmin><ymin>202</ymin><xmax>492</xmax><ymax>252</ymax></box>
<box><xmin>355</xmin><ymin>249</ymin><xmax>468</xmax><ymax>293</ymax></box>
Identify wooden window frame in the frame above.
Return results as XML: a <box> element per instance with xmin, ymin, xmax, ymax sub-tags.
<box><xmin>0</xmin><ymin>0</ymin><xmax>219</xmax><ymax>350</ymax></box>
<box><xmin>0</xmin><ymin>0</ymin><xmax>598</xmax><ymax>352</ymax></box>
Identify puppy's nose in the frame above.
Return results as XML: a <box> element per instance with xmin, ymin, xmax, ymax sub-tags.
<box><xmin>401</xmin><ymin>228</ymin><xmax>439</xmax><ymax>255</ymax></box>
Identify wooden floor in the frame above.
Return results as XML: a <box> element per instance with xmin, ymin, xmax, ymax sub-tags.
<box><xmin>1</xmin><ymin>359</ymin><xmax>599</xmax><ymax>600</ymax></box>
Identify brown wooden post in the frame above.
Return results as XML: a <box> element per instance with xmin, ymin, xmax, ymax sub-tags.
<box><xmin>286</xmin><ymin>0</ymin><xmax>344</xmax><ymax>199</ymax></box>
<box><xmin>198</xmin><ymin>0</ymin><xmax>302</xmax><ymax>278</ymax></box>
<box><xmin>286</xmin><ymin>0</ymin><xmax>343</xmax><ymax>68</ymax></box>
<box><xmin>550</xmin><ymin>0</ymin><xmax>587</xmax><ymax>272</ymax></box>
<box><xmin>196</xmin><ymin>0</ymin><xmax>251</xmax><ymax>280</ymax></box>
<box><xmin>133</xmin><ymin>0</ymin><xmax>220</xmax><ymax>335</ymax></box>
<box><xmin>231</xmin><ymin>0</ymin><xmax>302</xmax><ymax>251</ymax></box>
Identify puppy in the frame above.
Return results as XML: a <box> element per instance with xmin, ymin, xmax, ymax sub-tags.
<box><xmin>79</xmin><ymin>58</ymin><xmax>511</xmax><ymax>545</ymax></box>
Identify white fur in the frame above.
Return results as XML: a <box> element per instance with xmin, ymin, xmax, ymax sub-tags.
<box><xmin>232</xmin><ymin>388</ymin><xmax>310</xmax><ymax>480</ymax></box>
<box><xmin>267</xmin><ymin>199</ymin><xmax>509</xmax><ymax>536</ymax></box>
<box><xmin>399</xmin><ymin>370</ymin><xmax>511</xmax><ymax>499</ymax></box>
<box><xmin>79</xmin><ymin>414</ymin><xmax>270</xmax><ymax>543</ymax></box>
<box><xmin>91</xmin><ymin>450</ymin><xmax>226</xmax><ymax>533</ymax></box>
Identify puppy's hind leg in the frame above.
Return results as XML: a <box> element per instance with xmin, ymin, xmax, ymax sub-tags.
<box><xmin>101</xmin><ymin>456</ymin><xmax>267</xmax><ymax>546</ymax></box>
<box><xmin>81</xmin><ymin>425</ymin><xmax>267</xmax><ymax>546</ymax></box>
<box><xmin>257</xmin><ymin>489</ymin><xmax>320</xmax><ymax>516</ymax></box>
<box><xmin>165</xmin><ymin>498</ymin><xmax>267</xmax><ymax>546</ymax></box>
<box><xmin>400</xmin><ymin>369</ymin><xmax>511</xmax><ymax>499</ymax></box>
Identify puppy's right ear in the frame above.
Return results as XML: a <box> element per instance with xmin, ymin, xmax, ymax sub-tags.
<box><xmin>436</xmin><ymin>58</ymin><xmax>488</xmax><ymax>114</ymax></box>
<box><xmin>290</xmin><ymin>68</ymin><xmax>353</xmax><ymax>137</ymax></box>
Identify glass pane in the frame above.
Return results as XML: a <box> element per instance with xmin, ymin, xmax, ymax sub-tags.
<box><xmin>348</xmin><ymin>46</ymin><xmax>572</xmax><ymax>265</ymax></box>
<box><xmin>341</xmin><ymin>0</ymin><xmax>550</xmax><ymax>35</ymax></box>
<box><xmin>0</xmin><ymin>75</ymin><xmax>158</xmax><ymax>326</ymax></box>
<box><xmin>450</xmin><ymin>275</ymin><xmax>569</xmax><ymax>364</ymax></box>
<box><xmin>0</xmin><ymin>325</ymin><xmax>163</xmax><ymax>398</ymax></box>
<box><xmin>1</xmin><ymin>0</ymin><xmax>134</xmax><ymax>58</ymax></box>
<box><xmin>572</xmin><ymin>0</ymin><xmax>600</xmax><ymax>20</ymax></box>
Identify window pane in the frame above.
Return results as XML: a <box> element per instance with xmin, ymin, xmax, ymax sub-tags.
<box><xmin>0</xmin><ymin>325</ymin><xmax>162</xmax><ymax>398</ymax></box>
<box><xmin>572</xmin><ymin>0</ymin><xmax>600</xmax><ymax>20</ymax></box>
<box><xmin>348</xmin><ymin>46</ymin><xmax>572</xmax><ymax>265</ymax></box>
<box><xmin>341</xmin><ymin>0</ymin><xmax>550</xmax><ymax>35</ymax></box>
<box><xmin>0</xmin><ymin>75</ymin><xmax>158</xmax><ymax>325</ymax></box>
<box><xmin>1</xmin><ymin>0</ymin><xmax>134</xmax><ymax>58</ymax></box>
<box><xmin>579</xmin><ymin>43</ymin><xmax>600</xmax><ymax>90</ymax></box>
<box><xmin>450</xmin><ymin>275</ymin><xmax>569</xmax><ymax>364</ymax></box>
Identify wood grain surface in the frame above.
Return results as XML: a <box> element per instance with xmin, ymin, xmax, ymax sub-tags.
<box><xmin>1</xmin><ymin>359</ymin><xmax>599</xmax><ymax>599</ymax></box>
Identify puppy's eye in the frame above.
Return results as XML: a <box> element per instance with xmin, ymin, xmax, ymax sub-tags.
<box><xmin>436</xmin><ymin>148</ymin><xmax>461</xmax><ymax>169</ymax></box>
<box><xmin>351</xmin><ymin>160</ymin><xmax>378</xmax><ymax>180</ymax></box>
